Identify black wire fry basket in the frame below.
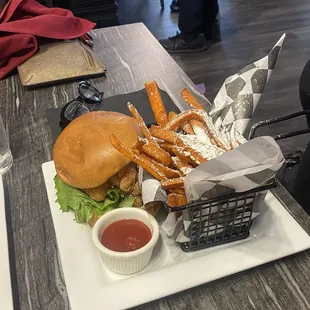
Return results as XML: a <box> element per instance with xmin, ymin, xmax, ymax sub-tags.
<box><xmin>165</xmin><ymin>110</ymin><xmax>310</xmax><ymax>252</ymax></box>
<box><xmin>164</xmin><ymin>182</ymin><xmax>277</xmax><ymax>252</ymax></box>
<box><xmin>163</xmin><ymin>110</ymin><xmax>310</xmax><ymax>253</ymax></box>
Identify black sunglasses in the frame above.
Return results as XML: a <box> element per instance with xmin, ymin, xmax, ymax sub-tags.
<box><xmin>60</xmin><ymin>81</ymin><xmax>103</xmax><ymax>128</ymax></box>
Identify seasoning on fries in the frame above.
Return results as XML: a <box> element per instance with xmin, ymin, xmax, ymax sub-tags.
<box><xmin>142</xmin><ymin>142</ymin><xmax>172</xmax><ymax>167</ymax></box>
<box><xmin>180</xmin><ymin>88</ymin><xmax>205</xmax><ymax>111</ymax></box>
<box><xmin>109</xmin><ymin>82</ymin><xmax>246</xmax><ymax>208</ymax></box>
<box><xmin>168</xmin><ymin>111</ymin><xmax>194</xmax><ymax>135</ymax></box>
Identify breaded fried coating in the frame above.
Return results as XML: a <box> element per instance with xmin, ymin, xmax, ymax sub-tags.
<box><xmin>119</xmin><ymin>164</ymin><xmax>137</xmax><ymax>193</ymax></box>
<box><xmin>83</xmin><ymin>182</ymin><xmax>109</xmax><ymax>201</ymax></box>
<box><xmin>109</xmin><ymin>164</ymin><xmax>130</xmax><ymax>188</ymax></box>
<box><xmin>133</xmin><ymin>196</ymin><xmax>143</xmax><ymax>208</ymax></box>
<box><xmin>132</xmin><ymin>181</ymin><xmax>141</xmax><ymax>196</ymax></box>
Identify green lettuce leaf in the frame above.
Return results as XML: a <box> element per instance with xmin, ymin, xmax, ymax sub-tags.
<box><xmin>54</xmin><ymin>175</ymin><xmax>135</xmax><ymax>224</ymax></box>
<box><xmin>119</xmin><ymin>195</ymin><xmax>135</xmax><ymax>208</ymax></box>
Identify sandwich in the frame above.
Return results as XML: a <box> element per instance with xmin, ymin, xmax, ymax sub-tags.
<box><xmin>53</xmin><ymin>111</ymin><xmax>143</xmax><ymax>226</ymax></box>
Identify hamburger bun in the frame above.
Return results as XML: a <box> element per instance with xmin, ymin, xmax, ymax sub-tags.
<box><xmin>53</xmin><ymin>111</ymin><xmax>138</xmax><ymax>189</ymax></box>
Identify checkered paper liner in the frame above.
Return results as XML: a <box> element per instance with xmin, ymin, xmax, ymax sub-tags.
<box><xmin>211</xmin><ymin>34</ymin><xmax>286</xmax><ymax>133</ymax></box>
<box><xmin>141</xmin><ymin>34</ymin><xmax>286</xmax><ymax>242</ymax></box>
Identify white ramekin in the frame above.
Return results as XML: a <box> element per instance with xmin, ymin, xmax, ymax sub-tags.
<box><xmin>92</xmin><ymin>207</ymin><xmax>159</xmax><ymax>275</ymax></box>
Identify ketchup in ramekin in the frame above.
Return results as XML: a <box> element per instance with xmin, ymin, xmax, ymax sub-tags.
<box><xmin>100</xmin><ymin>219</ymin><xmax>152</xmax><ymax>252</ymax></box>
<box><xmin>92</xmin><ymin>207</ymin><xmax>159</xmax><ymax>275</ymax></box>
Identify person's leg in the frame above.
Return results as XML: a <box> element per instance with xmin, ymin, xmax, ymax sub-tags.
<box><xmin>177</xmin><ymin>0</ymin><xmax>205</xmax><ymax>41</ymax></box>
<box><xmin>160</xmin><ymin>0</ymin><xmax>220</xmax><ymax>52</ymax></box>
<box><xmin>203</xmin><ymin>0</ymin><xmax>221</xmax><ymax>42</ymax></box>
<box><xmin>170</xmin><ymin>0</ymin><xmax>180</xmax><ymax>13</ymax></box>
<box><xmin>159</xmin><ymin>0</ymin><xmax>207</xmax><ymax>52</ymax></box>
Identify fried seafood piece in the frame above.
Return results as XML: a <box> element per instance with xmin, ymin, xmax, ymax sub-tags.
<box><xmin>83</xmin><ymin>182</ymin><xmax>110</xmax><ymax>201</ymax></box>
<box><xmin>132</xmin><ymin>181</ymin><xmax>141</xmax><ymax>196</ymax></box>
<box><xmin>109</xmin><ymin>164</ymin><xmax>131</xmax><ymax>188</ymax></box>
<box><xmin>133</xmin><ymin>196</ymin><xmax>143</xmax><ymax>208</ymax></box>
<box><xmin>119</xmin><ymin>163</ymin><xmax>138</xmax><ymax>193</ymax></box>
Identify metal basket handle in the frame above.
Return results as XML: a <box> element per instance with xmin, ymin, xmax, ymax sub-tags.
<box><xmin>248</xmin><ymin>110</ymin><xmax>310</xmax><ymax>140</ymax></box>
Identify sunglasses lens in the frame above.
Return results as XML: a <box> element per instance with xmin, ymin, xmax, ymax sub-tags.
<box><xmin>65</xmin><ymin>101</ymin><xmax>90</xmax><ymax>120</ymax></box>
<box><xmin>60</xmin><ymin>101</ymin><xmax>90</xmax><ymax>129</ymax></box>
<box><xmin>79</xmin><ymin>82</ymin><xmax>103</xmax><ymax>103</ymax></box>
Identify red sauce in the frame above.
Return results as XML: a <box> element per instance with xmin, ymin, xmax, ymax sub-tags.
<box><xmin>100</xmin><ymin>219</ymin><xmax>152</xmax><ymax>252</ymax></box>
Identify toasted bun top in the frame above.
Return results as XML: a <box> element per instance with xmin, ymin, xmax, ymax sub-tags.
<box><xmin>53</xmin><ymin>111</ymin><xmax>138</xmax><ymax>189</ymax></box>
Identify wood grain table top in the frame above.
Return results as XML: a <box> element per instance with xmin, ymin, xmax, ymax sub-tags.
<box><xmin>1</xmin><ymin>23</ymin><xmax>310</xmax><ymax>310</ymax></box>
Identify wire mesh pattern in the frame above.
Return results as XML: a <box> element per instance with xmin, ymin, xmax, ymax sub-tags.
<box><xmin>165</xmin><ymin>182</ymin><xmax>276</xmax><ymax>252</ymax></box>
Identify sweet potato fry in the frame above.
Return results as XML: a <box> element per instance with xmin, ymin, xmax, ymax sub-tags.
<box><xmin>167</xmin><ymin>193</ymin><xmax>178</xmax><ymax>207</ymax></box>
<box><xmin>168</xmin><ymin>188</ymin><xmax>186</xmax><ymax>195</ymax></box>
<box><xmin>150</xmin><ymin>125</ymin><xmax>183</xmax><ymax>145</ymax></box>
<box><xmin>181</xmin><ymin>122</ymin><xmax>195</xmax><ymax>135</ymax></box>
<box><xmin>165</xmin><ymin>109</ymin><xmax>208</xmax><ymax>131</ymax></box>
<box><xmin>158</xmin><ymin>142</ymin><xmax>175</xmax><ymax>154</ymax></box>
<box><xmin>167</xmin><ymin>193</ymin><xmax>187</xmax><ymax>207</ymax></box>
<box><xmin>168</xmin><ymin>111</ymin><xmax>177</xmax><ymax>121</ymax></box>
<box><xmin>145</xmin><ymin>80</ymin><xmax>168</xmax><ymax>126</ymax></box>
<box><xmin>171</xmin><ymin>156</ymin><xmax>193</xmax><ymax>176</ymax></box>
<box><xmin>171</xmin><ymin>146</ymin><xmax>196</xmax><ymax>166</ymax></box>
<box><xmin>165</xmin><ymin>109</ymin><xmax>230</xmax><ymax>151</ymax></box>
<box><xmin>128</xmin><ymin>103</ymin><xmax>156</xmax><ymax>143</ymax></box>
<box><xmin>183</xmin><ymin>146</ymin><xmax>207</xmax><ymax>165</ymax></box>
<box><xmin>161</xmin><ymin>177</ymin><xmax>184</xmax><ymax>190</ymax></box>
<box><xmin>189</xmin><ymin>120</ymin><xmax>210</xmax><ymax>142</ymax></box>
<box><xmin>134</xmin><ymin>138</ymin><xmax>147</xmax><ymax>152</ymax></box>
<box><xmin>168</xmin><ymin>111</ymin><xmax>194</xmax><ymax>135</ymax></box>
<box><xmin>110</xmin><ymin>134</ymin><xmax>166</xmax><ymax>181</ymax></box>
<box><xmin>142</xmin><ymin>142</ymin><xmax>173</xmax><ymax>166</ymax></box>
<box><xmin>138</xmin><ymin>153</ymin><xmax>181</xmax><ymax>179</ymax></box>
<box><xmin>181</xmin><ymin>88</ymin><xmax>205</xmax><ymax>111</ymax></box>
<box><xmin>172</xmin><ymin>145</ymin><xmax>206</xmax><ymax>166</ymax></box>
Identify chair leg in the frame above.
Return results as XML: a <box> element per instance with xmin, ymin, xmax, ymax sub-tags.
<box><xmin>160</xmin><ymin>0</ymin><xmax>164</xmax><ymax>9</ymax></box>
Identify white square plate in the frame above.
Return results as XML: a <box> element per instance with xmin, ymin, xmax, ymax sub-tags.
<box><xmin>0</xmin><ymin>174</ymin><xmax>14</xmax><ymax>310</ymax></box>
<box><xmin>43</xmin><ymin>160</ymin><xmax>310</xmax><ymax>310</ymax></box>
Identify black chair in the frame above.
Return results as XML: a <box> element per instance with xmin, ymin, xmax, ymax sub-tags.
<box><xmin>249</xmin><ymin>59</ymin><xmax>310</xmax><ymax>162</ymax></box>
<box><xmin>247</xmin><ymin>60</ymin><xmax>310</xmax><ymax>212</ymax></box>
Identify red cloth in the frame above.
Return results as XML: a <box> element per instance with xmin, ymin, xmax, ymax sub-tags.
<box><xmin>0</xmin><ymin>0</ymin><xmax>96</xmax><ymax>80</ymax></box>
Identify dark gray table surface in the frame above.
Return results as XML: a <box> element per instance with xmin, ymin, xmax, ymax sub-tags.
<box><xmin>1</xmin><ymin>23</ymin><xmax>310</xmax><ymax>310</ymax></box>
